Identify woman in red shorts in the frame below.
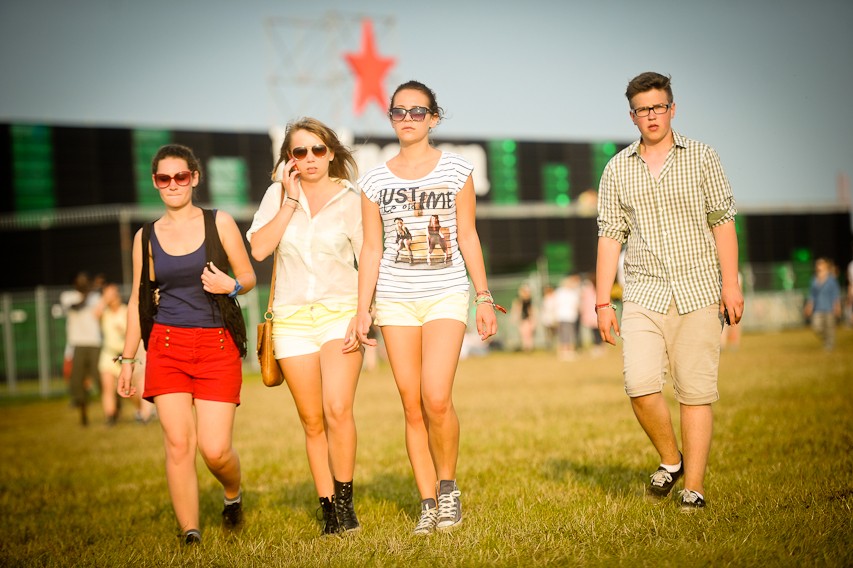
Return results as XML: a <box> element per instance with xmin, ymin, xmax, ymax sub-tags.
<box><xmin>116</xmin><ymin>144</ymin><xmax>256</xmax><ymax>545</ymax></box>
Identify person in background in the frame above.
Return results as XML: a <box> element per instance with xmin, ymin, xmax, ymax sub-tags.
<box><xmin>511</xmin><ymin>283</ymin><xmax>536</xmax><ymax>352</ymax></box>
<box><xmin>803</xmin><ymin>257</ymin><xmax>841</xmax><ymax>351</ymax></box>
<box><xmin>246</xmin><ymin>117</ymin><xmax>364</xmax><ymax>535</ymax></box>
<box><xmin>116</xmin><ymin>143</ymin><xmax>256</xmax><ymax>545</ymax></box>
<box><xmin>578</xmin><ymin>273</ymin><xmax>603</xmax><ymax>355</ymax></box>
<box><xmin>595</xmin><ymin>71</ymin><xmax>743</xmax><ymax>511</ymax></box>
<box><xmin>553</xmin><ymin>274</ymin><xmax>581</xmax><ymax>361</ymax></box>
<box><xmin>59</xmin><ymin>271</ymin><xmax>102</xmax><ymax>426</ymax></box>
<box><xmin>540</xmin><ymin>284</ymin><xmax>558</xmax><ymax>351</ymax></box>
<box><xmin>95</xmin><ymin>282</ymin><xmax>126</xmax><ymax>425</ymax></box>
<box><xmin>846</xmin><ymin>247</ymin><xmax>853</xmax><ymax>326</ymax></box>
<box><xmin>355</xmin><ymin>80</ymin><xmax>500</xmax><ymax>535</ymax></box>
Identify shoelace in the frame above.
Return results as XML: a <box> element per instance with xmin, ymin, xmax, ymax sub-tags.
<box><xmin>650</xmin><ymin>469</ymin><xmax>674</xmax><ymax>487</ymax></box>
<box><xmin>414</xmin><ymin>507</ymin><xmax>438</xmax><ymax>533</ymax></box>
<box><xmin>679</xmin><ymin>489</ymin><xmax>701</xmax><ymax>504</ymax></box>
<box><xmin>437</xmin><ymin>490</ymin><xmax>461</xmax><ymax>519</ymax></box>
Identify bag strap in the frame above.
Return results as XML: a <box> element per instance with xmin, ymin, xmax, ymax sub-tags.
<box><xmin>265</xmin><ymin>186</ymin><xmax>286</xmax><ymax>317</ymax></box>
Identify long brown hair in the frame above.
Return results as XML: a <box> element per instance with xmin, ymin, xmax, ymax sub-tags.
<box><xmin>271</xmin><ymin>118</ymin><xmax>357</xmax><ymax>183</ymax></box>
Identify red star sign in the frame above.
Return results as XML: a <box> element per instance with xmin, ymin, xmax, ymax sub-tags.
<box><xmin>343</xmin><ymin>19</ymin><xmax>396</xmax><ymax>115</ymax></box>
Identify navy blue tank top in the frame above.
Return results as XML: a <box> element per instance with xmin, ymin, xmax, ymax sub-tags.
<box><xmin>150</xmin><ymin>227</ymin><xmax>223</xmax><ymax>328</ymax></box>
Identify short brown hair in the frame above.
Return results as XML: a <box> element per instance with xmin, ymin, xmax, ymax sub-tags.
<box><xmin>625</xmin><ymin>72</ymin><xmax>673</xmax><ymax>106</ymax></box>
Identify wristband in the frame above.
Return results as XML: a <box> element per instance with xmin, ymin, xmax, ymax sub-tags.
<box><xmin>594</xmin><ymin>302</ymin><xmax>616</xmax><ymax>313</ymax></box>
<box><xmin>228</xmin><ymin>280</ymin><xmax>244</xmax><ymax>298</ymax></box>
<box><xmin>474</xmin><ymin>294</ymin><xmax>507</xmax><ymax>314</ymax></box>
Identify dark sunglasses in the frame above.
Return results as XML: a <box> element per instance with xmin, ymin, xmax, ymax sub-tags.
<box><xmin>153</xmin><ymin>171</ymin><xmax>193</xmax><ymax>189</ymax></box>
<box><xmin>290</xmin><ymin>144</ymin><xmax>328</xmax><ymax>160</ymax></box>
<box><xmin>389</xmin><ymin>107</ymin><xmax>431</xmax><ymax>122</ymax></box>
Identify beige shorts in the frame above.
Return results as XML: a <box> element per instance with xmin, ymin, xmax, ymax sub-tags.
<box><xmin>374</xmin><ymin>291</ymin><xmax>469</xmax><ymax>327</ymax></box>
<box><xmin>273</xmin><ymin>304</ymin><xmax>356</xmax><ymax>358</ymax></box>
<box><xmin>620</xmin><ymin>299</ymin><xmax>723</xmax><ymax>405</ymax></box>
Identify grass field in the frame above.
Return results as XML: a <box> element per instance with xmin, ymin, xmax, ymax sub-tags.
<box><xmin>1</xmin><ymin>327</ymin><xmax>851</xmax><ymax>567</ymax></box>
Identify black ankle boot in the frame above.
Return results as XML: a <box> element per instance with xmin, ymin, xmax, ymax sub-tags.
<box><xmin>318</xmin><ymin>496</ymin><xmax>340</xmax><ymax>534</ymax></box>
<box><xmin>333</xmin><ymin>480</ymin><xmax>360</xmax><ymax>532</ymax></box>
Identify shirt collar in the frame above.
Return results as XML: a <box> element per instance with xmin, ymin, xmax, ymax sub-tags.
<box><xmin>627</xmin><ymin>130</ymin><xmax>687</xmax><ymax>157</ymax></box>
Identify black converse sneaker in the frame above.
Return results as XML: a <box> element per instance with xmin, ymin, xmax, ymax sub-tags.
<box><xmin>647</xmin><ymin>454</ymin><xmax>684</xmax><ymax>498</ymax></box>
<box><xmin>413</xmin><ymin>499</ymin><xmax>438</xmax><ymax>535</ymax></box>
<box><xmin>222</xmin><ymin>500</ymin><xmax>243</xmax><ymax>530</ymax></box>
<box><xmin>679</xmin><ymin>489</ymin><xmax>706</xmax><ymax>510</ymax></box>
<box><xmin>183</xmin><ymin>529</ymin><xmax>201</xmax><ymax>545</ymax></box>
<box><xmin>436</xmin><ymin>480</ymin><xmax>462</xmax><ymax>531</ymax></box>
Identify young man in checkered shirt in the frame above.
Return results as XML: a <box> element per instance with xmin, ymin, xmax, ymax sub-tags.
<box><xmin>595</xmin><ymin>72</ymin><xmax>744</xmax><ymax>510</ymax></box>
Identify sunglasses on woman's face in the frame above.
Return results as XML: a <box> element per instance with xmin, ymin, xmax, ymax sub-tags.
<box><xmin>153</xmin><ymin>171</ymin><xmax>193</xmax><ymax>189</ymax></box>
<box><xmin>388</xmin><ymin>106</ymin><xmax>431</xmax><ymax>122</ymax></box>
<box><xmin>290</xmin><ymin>144</ymin><xmax>328</xmax><ymax>160</ymax></box>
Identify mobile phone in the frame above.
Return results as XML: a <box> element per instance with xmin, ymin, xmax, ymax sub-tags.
<box><xmin>723</xmin><ymin>309</ymin><xmax>731</xmax><ymax>326</ymax></box>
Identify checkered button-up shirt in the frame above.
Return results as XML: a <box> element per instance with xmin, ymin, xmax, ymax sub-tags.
<box><xmin>597</xmin><ymin>131</ymin><xmax>736</xmax><ymax>315</ymax></box>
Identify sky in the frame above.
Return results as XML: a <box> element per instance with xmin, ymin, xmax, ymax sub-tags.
<box><xmin>1</xmin><ymin>0</ymin><xmax>851</xmax><ymax>209</ymax></box>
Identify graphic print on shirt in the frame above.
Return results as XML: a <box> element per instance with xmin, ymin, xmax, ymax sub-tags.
<box><xmin>379</xmin><ymin>184</ymin><xmax>454</xmax><ymax>268</ymax></box>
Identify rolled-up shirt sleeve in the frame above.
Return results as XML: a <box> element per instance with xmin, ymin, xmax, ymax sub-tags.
<box><xmin>702</xmin><ymin>148</ymin><xmax>737</xmax><ymax>228</ymax></box>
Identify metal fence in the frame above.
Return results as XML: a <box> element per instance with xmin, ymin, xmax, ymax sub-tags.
<box><xmin>0</xmin><ymin>261</ymin><xmax>812</xmax><ymax>399</ymax></box>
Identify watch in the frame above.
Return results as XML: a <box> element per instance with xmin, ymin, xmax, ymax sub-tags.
<box><xmin>227</xmin><ymin>280</ymin><xmax>243</xmax><ymax>298</ymax></box>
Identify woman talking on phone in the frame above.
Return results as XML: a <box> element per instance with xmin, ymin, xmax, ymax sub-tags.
<box><xmin>247</xmin><ymin>118</ymin><xmax>363</xmax><ymax>534</ymax></box>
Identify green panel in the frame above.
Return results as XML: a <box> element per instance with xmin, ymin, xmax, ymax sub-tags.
<box><xmin>133</xmin><ymin>129</ymin><xmax>171</xmax><ymax>205</ymax></box>
<box><xmin>208</xmin><ymin>157</ymin><xmax>249</xmax><ymax>207</ymax></box>
<box><xmin>790</xmin><ymin>248</ymin><xmax>813</xmax><ymax>290</ymax></box>
<box><xmin>590</xmin><ymin>141</ymin><xmax>617</xmax><ymax>188</ymax></box>
<box><xmin>544</xmin><ymin>241</ymin><xmax>573</xmax><ymax>275</ymax></box>
<box><xmin>735</xmin><ymin>215</ymin><xmax>748</xmax><ymax>264</ymax></box>
<box><xmin>542</xmin><ymin>163</ymin><xmax>570</xmax><ymax>205</ymax></box>
<box><xmin>487</xmin><ymin>139</ymin><xmax>519</xmax><ymax>204</ymax></box>
<box><xmin>11</xmin><ymin>124</ymin><xmax>55</xmax><ymax>211</ymax></box>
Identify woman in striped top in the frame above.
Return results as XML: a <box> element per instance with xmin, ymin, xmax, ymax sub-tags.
<box><xmin>355</xmin><ymin>80</ymin><xmax>500</xmax><ymax>535</ymax></box>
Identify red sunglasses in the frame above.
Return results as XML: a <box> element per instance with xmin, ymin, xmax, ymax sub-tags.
<box><xmin>153</xmin><ymin>171</ymin><xmax>193</xmax><ymax>189</ymax></box>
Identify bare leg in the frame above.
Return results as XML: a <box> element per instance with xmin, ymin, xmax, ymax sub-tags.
<box><xmin>195</xmin><ymin>399</ymin><xmax>241</xmax><ymax>499</ymax></box>
<box><xmin>100</xmin><ymin>370</ymin><xmax>118</xmax><ymax>421</ymax></box>
<box><xmin>630</xmin><ymin>393</ymin><xmax>680</xmax><ymax>465</ymax></box>
<box><xmin>680</xmin><ymin>403</ymin><xmax>713</xmax><ymax>495</ymax></box>
<box><xmin>319</xmin><ymin>340</ymin><xmax>363</xmax><ymax>481</ymax></box>
<box><xmin>154</xmin><ymin>393</ymin><xmax>199</xmax><ymax>533</ymax></box>
<box><xmin>420</xmin><ymin>319</ymin><xmax>465</xmax><ymax>480</ymax></box>
<box><xmin>280</xmin><ymin>355</ymin><xmax>334</xmax><ymax>498</ymax></box>
<box><xmin>382</xmin><ymin>326</ymin><xmax>436</xmax><ymax>500</ymax></box>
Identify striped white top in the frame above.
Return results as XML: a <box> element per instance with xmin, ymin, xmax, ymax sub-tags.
<box><xmin>597</xmin><ymin>131</ymin><xmax>737</xmax><ymax>315</ymax></box>
<box><xmin>359</xmin><ymin>151</ymin><xmax>473</xmax><ymax>301</ymax></box>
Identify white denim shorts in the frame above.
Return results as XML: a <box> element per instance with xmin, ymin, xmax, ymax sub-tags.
<box><xmin>273</xmin><ymin>304</ymin><xmax>356</xmax><ymax>358</ymax></box>
<box><xmin>374</xmin><ymin>291</ymin><xmax>469</xmax><ymax>327</ymax></box>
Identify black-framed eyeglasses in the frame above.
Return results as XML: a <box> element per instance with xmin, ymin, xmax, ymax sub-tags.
<box><xmin>290</xmin><ymin>145</ymin><xmax>328</xmax><ymax>160</ymax></box>
<box><xmin>389</xmin><ymin>107</ymin><xmax>432</xmax><ymax>122</ymax></box>
<box><xmin>632</xmin><ymin>103</ymin><xmax>672</xmax><ymax>117</ymax></box>
<box><xmin>153</xmin><ymin>171</ymin><xmax>193</xmax><ymax>189</ymax></box>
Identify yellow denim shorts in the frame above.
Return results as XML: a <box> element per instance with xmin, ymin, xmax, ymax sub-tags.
<box><xmin>273</xmin><ymin>304</ymin><xmax>356</xmax><ymax>358</ymax></box>
<box><xmin>374</xmin><ymin>291</ymin><xmax>469</xmax><ymax>327</ymax></box>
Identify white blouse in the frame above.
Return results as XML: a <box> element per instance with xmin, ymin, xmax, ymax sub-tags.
<box><xmin>246</xmin><ymin>179</ymin><xmax>363</xmax><ymax>318</ymax></box>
